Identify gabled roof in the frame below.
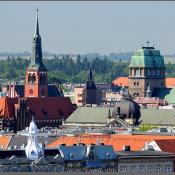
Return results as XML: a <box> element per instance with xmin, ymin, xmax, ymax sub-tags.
<box><xmin>65</xmin><ymin>106</ymin><xmax>175</xmax><ymax>126</ymax></box>
<box><xmin>26</xmin><ymin>97</ymin><xmax>74</xmax><ymax>120</ymax></box>
<box><xmin>47</xmin><ymin>134</ymin><xmax>175</xmax><ymax>152</ymax></box>
<box><xmin>0</xmin><ymin>97</ymin><xmax>75</xmax><ymax>120</ymax></box>
<box><xmin>154</xmin><ymin>139</ymin><xmax>175</xmax><ymax>154</ymax></box>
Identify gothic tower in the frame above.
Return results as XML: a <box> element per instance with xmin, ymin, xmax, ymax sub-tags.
<box><xmin>82</xmin><ymin>68</ymin><xmax>102</xmax><ymax>106</ymax></box>
<box><xmin>25</xmin><ymin>10</ymin><xmax>48</xmax><ymax>97</ymax></box>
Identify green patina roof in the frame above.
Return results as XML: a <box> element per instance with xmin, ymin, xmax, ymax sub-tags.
<box><xmin>130</xmin><ymin>47</ymin><xmax>165</xmax><ymax>68</ymax></box>
<box><xmin>66</xmin><ymin>107</ymin><xmax>175</xmax><ymax>126</ymax></box>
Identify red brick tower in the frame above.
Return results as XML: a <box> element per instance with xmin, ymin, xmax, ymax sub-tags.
<box><xmin>25</xmin><ymin>10</ymin><xmax>48</xmax><ymax>97</ymax></box>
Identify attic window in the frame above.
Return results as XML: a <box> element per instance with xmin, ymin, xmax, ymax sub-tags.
<box><xmin>106</xmin><ymin>152</ymin><xmax>111</xmax><ymax>159</ymax></box>
<box><xmin>69</xmin><ymin>153</ymin><xmax>74</xmax><ymax>160</ymax></box>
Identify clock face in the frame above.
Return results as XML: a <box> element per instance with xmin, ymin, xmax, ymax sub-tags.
<box><xmin>29</xmin><ymin>89</ymin><xmax>33</xmax><ymax>95</ymax></box>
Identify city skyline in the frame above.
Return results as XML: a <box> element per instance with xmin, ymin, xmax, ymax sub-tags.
<box><xmin>0</xmin><ymin>1</ymin><xmax>175</xmax><ymax>55</ymax></box>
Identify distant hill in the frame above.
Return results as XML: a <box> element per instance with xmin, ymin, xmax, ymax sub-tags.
<box><xmin>0</xmin><ymin>51</ymin><xmax>175</xmax><ymax>63</ymax></box>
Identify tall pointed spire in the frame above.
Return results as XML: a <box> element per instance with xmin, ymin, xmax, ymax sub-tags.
<box><xmin>35</xmin><ymin>9</ymin><xmax>39</xmax><ymax>36</ymax></box>
<box><xmin>27</xmin><ymin>9</ymin><xmax>47</xmax><ymax>71</ymax></box>
<box><xmin>88</xmin><ymin>68</ymin><xmax>93</xmax><ymax>81</ymax></box>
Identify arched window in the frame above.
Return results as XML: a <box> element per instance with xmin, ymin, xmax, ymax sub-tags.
<box><xmin>28</xmin><ymin>73</ymin><xmax>32</xmax><ymax>83</ymax></box>
<box><xmin>32</xmin><ymin>74</ymin><xmax>36</xmax><ymax>83</ymax></box>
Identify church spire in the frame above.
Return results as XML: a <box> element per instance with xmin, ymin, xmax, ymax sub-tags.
<box><xmin>88</xmin><ymin>68</ymin><xmax>93</xmax><ymax>81</ymax></box>
<box><xmin>35</xmin><ymin>9</ymin><xmax>39</xmax><ymax>36</ymax></box>
<box><xmin>27</xmin><ymin>9</ymin><xmax>47</xmax><ymax>71</ymax></box>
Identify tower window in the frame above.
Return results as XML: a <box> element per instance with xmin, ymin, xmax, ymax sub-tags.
<box><xmin>135</xmin><ymin>69</ymin><xmax>140</xmax><ymax>76</ymax></box>
<box><xmin>28</xmin><ymin>73</ymin><xmax>32</xmax><ymax>83</ymax></box>
<box><xmin>32</xmin><ymin>74</ymin><xmax>36</xmax><ymax>83</ymax></box>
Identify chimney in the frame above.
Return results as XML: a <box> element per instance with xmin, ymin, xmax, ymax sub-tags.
<box><xmin>123</xmin><ymin>145</ymin><xmax>131</xmax><ymax>151</ymax></box>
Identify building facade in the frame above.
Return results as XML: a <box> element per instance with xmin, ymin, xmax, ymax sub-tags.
<box><xmin>128</xmin><ymin>43</ymin><xmax>165</xmax><ymax>97</ymax></box>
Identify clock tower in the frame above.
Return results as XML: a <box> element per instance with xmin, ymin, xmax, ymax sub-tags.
<box><xmin>25</xmin><ymin>10</ymin><xmax>48</xmax><ymax>98</ymax></box>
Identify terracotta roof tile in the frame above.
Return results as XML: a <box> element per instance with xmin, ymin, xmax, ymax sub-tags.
<box><xmin>112</xmin><ymin>77</ymin><xmax>129</xmax><ymax>87</ymax></box>
<box><xmin>0</xmin><ymin>97</ymin><xmax>75</xmax><ymax>120</ymax></box>
<box><xmin>0</xmin><ymin>135</ymin><xmax>11</xmax><ymax>150</ymax></box>
<box><xmin>154</xmin><ymin>139</ymin><xmax>175</xmax><ymax>153</ymax></box>
<box><xmin>165</xmin><ymin>78</ymin><xmax>175</xmax><ymax>87</ymax></box>
<box><xmin>47</xmin><ymin>134</ymin><xmax>175</xmax><ymax>151</ymax></box>
<box><xmin>112</xmin><ymin>77</ymin><xmax>175</xmax><ymax>88</ymax></box>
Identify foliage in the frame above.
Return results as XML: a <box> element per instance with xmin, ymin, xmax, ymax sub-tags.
<box><xmin>1</xmin><ymin>55</ymin><xmax>175</xmax><ymax>84</ymax></box>
<box><xmin>138</xmin><ymin>124</ymin><xmax>158</xmax><ymax>132</ymax></box>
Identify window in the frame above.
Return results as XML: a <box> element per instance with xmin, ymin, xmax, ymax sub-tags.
<box><xmin>148</xmin><ymin>165</ymin><xmax>153</xmax><ymax>172</ymax></box>
<box><xmin>137</xmin><ymin>93</ymin><xmax>139</xmax><ymax>96</ymax></box>
<box><xmin>139</xmin><ymin>165</ymin><xmax>144</xmax><ymax>172</ymax></box>
<box><xmin>166</xmin><ymin>165</ymin><xmax>172</xmax><ymax>173</ymax></box>
<box><xmin>106</xmin><ymin>152</ymin><xmax>111</xmax><ymax>159</ymax></box>
<box><xmin>156</xmin><ymin>165</ymin><xmax>161</xmax><ymax>172</ymax></box>
<box><xmin>69</xmin><ymin>153</ymin><xmax>74</xmax><ymax>160</ymax></box>
<box><xmin>130</xmin><ymin>166</ymin><xmax>136</xmax><ymax>172</ymax></box>
<box><xmin>134</xmin><ymin>82</ymin><xmax>136</xmax><ymax>86</ymax></box>
<box><xmin>137</xmin><ymin>82</ymin><xmax>139</xmax><ymax>86</ymax></box>
<box><xmin>135</xmin><ymin>69</ymin><xmax>140</xmax><ymax>76</ymax></box>
<box><xmin>78</xmin><ymin>94</ymin><xmax>82</xmax><ymax>97</ymax></box>
<box><xmin>119</xmin><ymin>166</ymin><xmax>127</xmax><ymax>172</ymax></box>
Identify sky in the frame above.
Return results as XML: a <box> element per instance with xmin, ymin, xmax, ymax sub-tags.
<box><xmin>0</xmin><ymin>1</ymin><xmax>175</xmax><ymax>55</ymax></box>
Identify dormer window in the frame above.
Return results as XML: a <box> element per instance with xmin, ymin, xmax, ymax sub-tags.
<box><xmin>69</xmin><ymin>153</ymin><xmax>74</xmax><ymax>160</ymax></box>
<box><xmin>106</xmin><ymin>152</ymin><xmax>111</xmax><ymax>159</ymax></box>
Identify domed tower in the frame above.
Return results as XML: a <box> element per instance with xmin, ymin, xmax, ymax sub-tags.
<box><xmin>25</xmin><ymin>10</ymin><xmax>48</xmax><ymax>97</ymax></box>
<box><xmin>112</xmin><ymin>98</ymin><xmax>141</xmax><ymax>125</ymax></box>
<box><xmin>128</xmin><ymin>42</ymin><xmax>165</xmax><ymax>97</ymax></box>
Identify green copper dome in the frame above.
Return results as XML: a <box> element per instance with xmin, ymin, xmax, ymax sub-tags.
<box><xmin>130</xmin><ymin>47</ymin><xmax>165</xmax><ymax>68</ymax></box>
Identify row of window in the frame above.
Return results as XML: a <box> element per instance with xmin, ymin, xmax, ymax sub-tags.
<box><xmin>119</xmin><ymin>164</ymin><xmax>172</xmax><ymax>173</ymax></box>
<box><xmin>131</xmin><ymin>68</ymin><xmax>165</xmax><ymax>77</ymax></box>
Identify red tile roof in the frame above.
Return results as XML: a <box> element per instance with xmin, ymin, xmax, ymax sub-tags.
<box><xmin>165</xmin><ymin>78</ymin><xmax>175</xmax><ymax>87</ymax></box>
<box><xmin>112</xmin><ymin>77</ymin><xmax>175</xmax><ymax>88</ymax></box>
<box><xmin>112</xmin><ymin>77</ymin><xmax>129</xmax><ymax>87</ymax></box>
<box><xmin>0</xmin><ymin>97</ymin><xmax>75</xmax><ymax>120</ymax></box>
<box><xmin>26</xmin><ymin>97</ymin><xmax>75</xmax><ymax>120</ymax></box>
<box><xmin>154</xmin><ymin>139</ymin><xmax>175</xmax><ymax>153</ymax></box>
<box><xmin>0</xmin><ymin>135</ymin><xmax>11</xmax><ymax>150</ymax></box>
<box><xmin>47</xmin><ymin>134</ymin><xmax>175</xmax><ymax>151</ymax></box>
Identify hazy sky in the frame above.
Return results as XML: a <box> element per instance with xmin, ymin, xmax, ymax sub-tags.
<box><xmin>0</xmin><ymin>1</ymin><xmax>175</xmax><ymax>55</ymax></box>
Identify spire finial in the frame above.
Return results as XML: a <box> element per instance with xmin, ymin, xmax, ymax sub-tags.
<box><xmin>35</xmin><ymin>9</ymin><xmax>39</xmax><ymax>35</ymax></box>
